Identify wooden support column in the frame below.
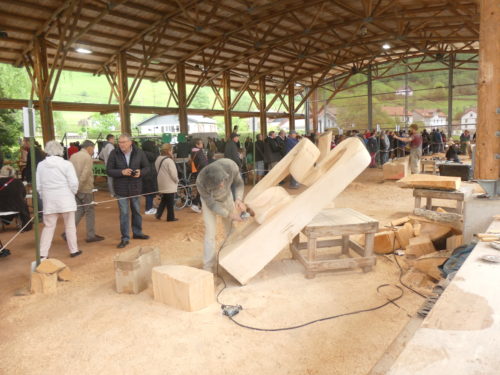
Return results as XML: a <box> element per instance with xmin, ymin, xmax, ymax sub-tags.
<box><xmin>177</xmin><ymin>63</ymin><xmax>188</xmax><ymax>134</ymax></box>
<box><xmin>223</xmin><ymin>71</ymin><xmax>232</xmax><ymax>137</ymax></box>
<box><xmin>367</xmin><ymin>65</ymin><xmax>373</xmax><ymax>131</ymax></box>
<box><xmin>475</xmin><ymin>0</ymin><xmax>500</xmax><ymax>180</ymax></box>
<box><xmin>447</xmin><ymin>56</ymin><xmax>454</xmax><ymax>138</ymax></box>
<box><xmin>288</xmin><ymin>82</ymin><xmax>295</xmax><ymax>132</ymax></box>
<box><xmin>33</xmin><ymin>35</ymin><xmax>54</xmax><ymax>144</ymax></box>
<box><xmin>259</xmin><ymin>77</ymin><xmax>267</xmax><ymax>135</ymax></box>
<box><xmin>117</xmin><ymin>51</ymin><xmax>131</xmax><ymax>134</ymax></box>
<box><xmin>311</xmin><ymin>88</ymin><xmax>319</xmax><ymax>133</ymax></box>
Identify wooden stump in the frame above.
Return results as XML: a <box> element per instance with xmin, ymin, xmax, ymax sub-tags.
<box><xmin>152</xmin><ymin>265</ymin><xmax>214</xmax><ymax>312</ymax></box>
<box><xmin>114</xmin><ymin>246</ymin><xmax>161</xmax><ymax>294</ymax></box>
<box><xmin>30</xmin><ymin>272</ymin><xmax>57</xmax><ymax>294</ymax></box>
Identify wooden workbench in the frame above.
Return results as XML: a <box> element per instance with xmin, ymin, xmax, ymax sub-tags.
<box><xmin>290</xmin><ymin>208</ymin><xmax>379</xmax><ymax>278</ymax></box>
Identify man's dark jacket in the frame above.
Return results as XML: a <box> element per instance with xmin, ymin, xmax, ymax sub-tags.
<box><xmin>224</xmin><ymin>139</ymin><xmax>241</xmax><ymax>168</ymax></box>
<box><xmin>106</xmin><ymin>144</ymin><xmax>150</xmax><ymax>197</ymax></box>
<box><xmin>264</xmin><ymin>137</ymin><xmax>281</xmax><ymax>163</ymax></box>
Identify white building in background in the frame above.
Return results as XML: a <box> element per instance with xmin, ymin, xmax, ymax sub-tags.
<box><xmin>268</xmin><ymin>108</ymin><xmax>338</xmax><ymax>133</ymax></box>
<box><xmin>412</xmin><ymin>109</ymin><xmax>447</xmax><ymax>127</ymax></box>
<box><xmin>136</xmin><ymin>114</ymin><xmax>217</xmax><ymax>135</ymax></box>
<box><xmin>460</xmin><ymin>108</ymin><xmax>477</xmax><ymax>131</ymax></box>
<box><xmin>395</xmin><ymin>85</ymin><xmax>414</xmax><ymax>96</ymax></box>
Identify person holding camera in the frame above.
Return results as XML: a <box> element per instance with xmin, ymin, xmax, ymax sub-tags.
<box><xmin>106</xmin><ymin>134</ymin><xmax>150</xmax><ymax>248</ymax></box>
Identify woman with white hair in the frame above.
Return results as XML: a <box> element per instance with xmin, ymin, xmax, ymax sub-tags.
<box><xmin>36</xmin><ymin>140</ymin><xmax>81</xmax><ymax>259</ymax></box>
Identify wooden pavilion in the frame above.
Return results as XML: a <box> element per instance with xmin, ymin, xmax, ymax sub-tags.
<box><xmin>0</xmin><ymin>0</ymin><xmax>497</xmax><ymax>180</ymax></box>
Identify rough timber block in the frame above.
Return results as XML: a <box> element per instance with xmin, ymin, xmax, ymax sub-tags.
<box><xmin>383</xmin><ymin>159</ymin><xmax>409</xmax><ymax>180</ymax></box>
<box><xmin>406</xmin><ymin>235</ymin><xmax>436</xmax><ymax>257</ymax></box>
<box><xmin>114</xmin><ymin>246</ymin><xmax>161</xmax><ymax>294</ymax></box>
<box><xmin>30</xmin><ymin>272</ymin><xmax>57</xmax><ymax>294</ymax></box>
<box><xmin>446</xmin><ymin>235</ymin><xmax>464</xmax><ymax>251</ymax></box>
<box><xmin>397</xmin><ymin>174</ymin><xmax>461</xmax><ymax>191</ymax></box>
<box><xmin>152</xmin><ymin>265</ymin><xmax>214</xmax><ymax>312</ymax></box>
<box><xmin>57</xmin><ymin>267</ymin><xmax>73</xmax><ymax>281</ymax></box>
<box><xmin>374</xmin><ymin>231</ymin><xmax>399</xmax><ymax>254</ymax></box>
<box><xmin>36</xmin><ymin>258</ymin><xmax>66</xmax><ymax>274</ymax></box>
<box><xmin>395</xmin><ymin>222</ymin><xmax>414</xmax><ymax>249</ymax></box>
<box><xmin>391</xmin><ymin>216</ymin><xmax>411</xmax><ymax>227</ymax></box>
<box><xmin>220</xmin><ymin>137</ymin><xmax>371</xmax><ymax>285</ymax></box>
<box><xmin>414</xmin><ymin>251</ymin><xmax>451</xmax><ymax>281</ymax></box>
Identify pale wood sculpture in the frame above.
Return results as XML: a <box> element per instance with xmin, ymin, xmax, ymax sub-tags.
<box><xmin>317</xmin><ymin>130</ymin><xmax>333</xmax><ymax>163</ymax></box>
<box><xmin>219</xmin><ymin>137</ymin><xmax>371</xmax><ymax>285</ymax></box>
<box><xmin>397</xmin><ymin>174</ymin><xmax>461</xmax><ymax>191</ymax></box>
<box><xmin>152</xmin><ymin>265</ymin><xmax>214</xmax><ymax>312</ymax></box>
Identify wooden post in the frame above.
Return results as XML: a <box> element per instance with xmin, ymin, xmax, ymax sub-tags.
<box><xmin>475</xmin><ymin>0</ymin><xmax>500</xmax><ymax>180</ymax></box>
<box><xmin>447</xmin><ymin>56</ymin><xmax>454</xmax><ymax>138</ymax></box>
<box><xmin>288</xmin><ymin>82</ymin><xmax>295</xmax><ymax>132</ymax></box>
<box><xmin>117</xmin><ymin>51</ymin><xmax>131</xmax><ymax>134</ymax></box>
<box><xmin>33</xmin><ymin>35</ymin><xmax>55</xmax><ymax>144</ymax></box>
<box><xmin>367</xmin><ymin>65</ymin><xmax>373</xmax><ymax>131</ymax></box>
<box><xmin>312</xmin><ymin>88</ymin><xmax>319</xmax><ymax>133</ymax></box>
<box><xmin>222</xmin><ymin>71</ymin><xmax>232</xmax><ymax>138</ymax></box>
<box><xmin>259</xmin><ymin>77</ymin><xmax>267</xmax><ymax>135</ymax></box>
<box><xmin>177</xmin><ymin>63</ymin><xmax>188</xmax><ymax>134</ymax></box>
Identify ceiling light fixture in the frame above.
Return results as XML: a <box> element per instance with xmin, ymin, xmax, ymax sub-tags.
<box><xmin>75</xmin><ymin>47</ymin><xmax>92</xmax><ymax>54</ymax></box>
<box><xmin>382</xmin><ymin>43</ymin><xmax>391</xmax><ymax>50</ymax></box>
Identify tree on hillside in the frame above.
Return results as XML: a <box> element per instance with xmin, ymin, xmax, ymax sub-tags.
<box><xmin>189</xmin><ymin>87</ymin><xmax>210</xmax><ymax>109</ymax></box>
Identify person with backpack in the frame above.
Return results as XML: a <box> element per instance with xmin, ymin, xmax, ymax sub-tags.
<box><xmin>155</xmin><ymin>144</ymin><xmax>179</xmax><ymax>222</ymax></box>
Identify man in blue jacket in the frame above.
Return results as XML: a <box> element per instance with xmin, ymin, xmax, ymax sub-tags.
<box><xmin>106</xmin><ymin>134</ymin><xmax>150</xmax><ymax>248</ymax></box>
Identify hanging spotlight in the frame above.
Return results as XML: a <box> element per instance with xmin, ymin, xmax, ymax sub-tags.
<box><xmin>75</xmin><ymin>47</ymin><xmax>92</xmax><ymax>54</ymax></box>
<box><xmin>382</xmin><ymin>43</ymin><xmax>391</xmax><ymax>50</ymax></box>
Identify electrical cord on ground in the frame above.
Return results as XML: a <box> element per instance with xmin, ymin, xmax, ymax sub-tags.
<box><xmin>392</xmin><ymin>253</ymin><xmax>427</xmax><ymax>299</ymax></box>
<box><xmin>384</xmin><ymin>224</ymin><xmax>428</xmax><ymax>300</ymax></box>
<box><xmin>214</xmin><ymin>225</ymin><xmax>408</xmax><ymax>331</ymax></box>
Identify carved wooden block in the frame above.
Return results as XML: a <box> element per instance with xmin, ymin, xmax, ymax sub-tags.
<box><xmin>152</xmin><ymin>265</ymin><xmax>214</xmax><ymax>312</ymax></box>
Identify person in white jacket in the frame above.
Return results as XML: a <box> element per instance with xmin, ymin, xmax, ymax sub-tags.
<box><xmin>37</xmin><ymin>141</ymin><xmax>82</xmax><ymax>260</ymax></box>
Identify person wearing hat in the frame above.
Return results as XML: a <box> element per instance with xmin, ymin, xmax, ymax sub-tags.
<box><xmin>224</xmin><ymin>132</ymin><xmax>242</xmax><ymax>170</ymax></box>
<box><xmin>196</xmin><ymin>158</ymin><xmax>246</xmax><ymax>273</ymax></box>
<box><xmin>445</xmin><ymin>140</ymin><xmax>460</xmax><ymax>163</ymax></box>
<box><xmin>393</xmin><ymin>124</ymin><xmax>423</xmax><ymax>173</ymax></box>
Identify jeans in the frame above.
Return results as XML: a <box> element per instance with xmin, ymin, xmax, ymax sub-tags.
<box><xmin>74</xmin><ymin>192</ymin><xmax>96</xmax><ymax>240</ymax></box>
<box><xmin>156</xmin><ymin>193</ymin><xmax>175</xmax><ymax>220</ymax></box>
<box><xmin>145</xmin><ymin>194</ymin><xmax>154</xmax><ymax>211</ymax></box>
<box><xmin>201</xmin><ymin>197</ymin><xmax>233</xmax><ymax>272</ymax></box>
<box><xmin>116</xmin><ymin>196</ymin><xmax>143</xmax><ymax>241</ymax></box>
<box><xmin>107</xmin><ymin>177</ymin><xmax>115</xmax><ymax>197</ymax></box>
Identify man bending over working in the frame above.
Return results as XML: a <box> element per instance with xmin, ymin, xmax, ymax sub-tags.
<box><xmin>196</xmin><ymin>158</ymin><xmax>246</xmax><ymax>273</ymax></box>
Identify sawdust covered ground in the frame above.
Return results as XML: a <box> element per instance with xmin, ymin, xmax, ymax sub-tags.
<box><xmin>0</xmin><ymin>168</ymin><xmax>426</xmax><ymax>375</ymax></box>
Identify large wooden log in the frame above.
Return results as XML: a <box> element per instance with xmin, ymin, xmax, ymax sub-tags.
<box><xmin>397</xmin><ymin>174</ymin><xmax>461</xmax><ymax>191</ymax></box>
<box><xmin>220</xmin><ymin>137</ymin><xmax>371</xmax><ymax>285</ymax></box>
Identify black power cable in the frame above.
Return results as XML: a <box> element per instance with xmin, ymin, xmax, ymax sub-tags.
<box><xmin>214</xmin><ymin>228</ymin><xmax>411</xmax><ymax>332</ymax></box>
